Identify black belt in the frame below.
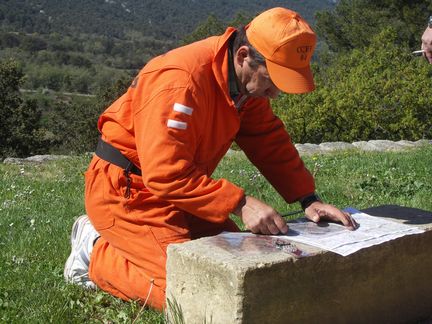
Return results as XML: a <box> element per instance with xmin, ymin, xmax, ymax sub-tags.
<box><xmin>95</xmin><ymin>137</ymin><xmax>141</xmax><ymax>176</ymax></box>
<box><xmin>95</xmin><ymin>137</ymin><xmax>141</xmax><ymax>198</ymax></box>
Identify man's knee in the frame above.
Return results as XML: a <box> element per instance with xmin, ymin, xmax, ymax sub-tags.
<box><xmin>89</xmin><ymin>237</ymin><xmax>167</xmax><ymax>309</ymax></box>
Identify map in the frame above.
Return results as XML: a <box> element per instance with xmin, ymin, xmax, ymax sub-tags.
<box><xmin>280</xmin><ymin>208</ymin><xmax>425</xmax><ymax>256</ymax></box>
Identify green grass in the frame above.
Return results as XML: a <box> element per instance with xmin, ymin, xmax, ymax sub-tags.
<box><xmin>1</xmin><ymin>146</ymin><xmax>431</xmax><ymax>322</ymax></box>
<box><xmin>217</xmin><ymin>146</ymin><xmax>432</xmax><ymax>223</ymax></box>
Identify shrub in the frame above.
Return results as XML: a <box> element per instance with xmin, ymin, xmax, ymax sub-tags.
<box><xmin>273</xmin><ymin>28</ymin><xmax>432</xmax><ymax>143</ymax></box>
<box><xmin>0</xmin><ymin>59</ymin><xmax>48</xmax><ymax>158</ymax></box>
<box><xmin>46</xmin><ymin>75</ymin><xmax>131</xmax><ymax>154</ymax></box>
<box><xmin>315</xmin><ymin>0</ymin><xmax>431</xmax><ymax>53</ymax></box>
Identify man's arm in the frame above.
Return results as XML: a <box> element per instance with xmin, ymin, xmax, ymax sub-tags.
<box><xmin>236</xmin><ymin>98</ymin><xmax>316</xmax><ymax>203</ymax></box>
<box><xmin>421</xmin><ymin>16</ymin><xmax>432</xmax><ymax>63</ymax></box>
<box><xmin>132</xmin><ymin>70</ymin><xmax>244</xmax><ymax>223</ymax></box>
<box><xmin>236</xmin><ymin>99</ymin><xmax>357</xmax><ymax>231</ymax></box>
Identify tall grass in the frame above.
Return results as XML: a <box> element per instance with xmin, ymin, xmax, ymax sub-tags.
<box><xmin>1</xmin><ymin>146</ymin><xmax>431</xmax><ymax>322</ymax></box>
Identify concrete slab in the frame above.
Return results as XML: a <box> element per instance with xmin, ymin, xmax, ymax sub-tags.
<box><xmin>166</xmin><ymin>205</ymin><xmax>432</xmax><ymax>324</ymax></box>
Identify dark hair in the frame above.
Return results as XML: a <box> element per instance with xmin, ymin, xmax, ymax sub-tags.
<box><xmin>233</xmin><ymin>26</ymin><xmax>266</xmax><ymax>68</ymax></box>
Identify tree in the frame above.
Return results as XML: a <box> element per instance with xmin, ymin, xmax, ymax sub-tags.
<box><xmin>0</xmin><ymin>32</ymin><xmax>20</xmax><ymax>48</ymax></box>
<box><xmin>272</xmin><ymin>28</ymin><xmax>432</xmax><ymax>143</ymax></box>
<box><xmin>46</xmin><ymin>75</ymin><xmax>131</xmax><ymax>154</ymax></box>
<box><xmin>181</xmin><ymin>14</ymin><xmax>225</xmax><ymax>45</ymax></box>
<box><xmin>0</xmin><ymin>60</ymin><xmax>47</xmax><ymax>158</ymax></box>
<box><xmin>21</xmin><ymin>34</ymin><xmax>48</xmax><ymax>52</ymax></box>
<box><xmin>315</xmin><ymin>0</ymin><xmax>432</xmax><ymax>54</ymax></box>
<box><xmin>181</xmin><ymin>12</ymin><xmax>253</xmax><ymax>45</ymax></box>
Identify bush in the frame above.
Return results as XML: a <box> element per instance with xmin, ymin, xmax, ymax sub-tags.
<box><xmin>273</xmin><ymin>28</ymin><xmax>432</xmax><ymax>144</ymax></box>
<box><xmin>46</xmin><ymin>75</ymin><xmax>131</xmax><ymax>154</ymax></box>
<box><xmin>315</xmin><ymin>0</ymin><xmax>431</xmax><ymax>53</ymax></box>
<box><xmin>47</xmin><ymin>100</ymin><xmax>101</xmax><ymax>154</ymax></box>
<box><xmin>0</xmin><ymin>59</ymin><xmax>48</xmax><ymax>158</ymax></box>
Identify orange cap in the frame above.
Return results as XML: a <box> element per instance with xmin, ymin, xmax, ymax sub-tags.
<box><xmin>246</xmin><ymin>7</ymin><xmax>317</xmax><ymax>94</ymax></box>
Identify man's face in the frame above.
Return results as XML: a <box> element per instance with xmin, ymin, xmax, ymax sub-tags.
<box><xmin>236</xmin><ymin>51</ymin><xmax>281</xmax><ymax>99</ymax></box>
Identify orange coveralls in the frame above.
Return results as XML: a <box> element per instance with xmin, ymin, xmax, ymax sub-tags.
<box><xmin>85</xmin><ymin>27</ymin><xmax>315</xmax><ymax>310</ymax></box>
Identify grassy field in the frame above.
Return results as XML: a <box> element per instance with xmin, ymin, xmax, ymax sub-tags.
<box><xmin>1</xmin><ymin>146</ymin><xmax>431</xmax><ymax>323</ymax></box>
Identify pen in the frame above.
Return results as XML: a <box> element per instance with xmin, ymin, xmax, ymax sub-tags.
<box><xmin>412</xmin><ymin>49</ymin><xmax>425</xmax><ymax>56</ymax></box>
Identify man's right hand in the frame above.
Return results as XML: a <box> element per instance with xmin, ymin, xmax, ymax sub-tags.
<box><xmin>233</xmin><ymin>195</ymin><xmax>288</xmax><ymax>235</ymax></box>
<box><xmin>421</xmin><ymin>26</ymin><xmax>432</xmax><ymax>63</ymax></box>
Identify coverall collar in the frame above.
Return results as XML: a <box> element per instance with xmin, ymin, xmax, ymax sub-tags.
<box><xmin>212</xmin><ymin>27</ymin><xmax>246</xmax><ymax>111</ymax></box>
<box><xmin>227</xmin><ymin>30</ymin><xmax>249</xmax><ymax>110</ymax></box>
<box><xmin>228</xmin><ymin>31</ymin><xmax>240</xmax><ymax>100</ymax></box>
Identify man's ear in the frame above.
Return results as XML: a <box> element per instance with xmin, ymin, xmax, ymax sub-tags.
<box><xmin>235</xmin><ymin>46</ymin><xmax>250</xmax><ymax>67</ymax></box>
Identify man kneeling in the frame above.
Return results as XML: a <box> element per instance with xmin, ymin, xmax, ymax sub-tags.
<box><xmin>64</xmin><ymin>7</ymin><xmax>356</xmax><ymax>310</ymax></box>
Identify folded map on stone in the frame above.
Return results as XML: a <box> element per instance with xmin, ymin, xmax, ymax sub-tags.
<box><xmin>279</xmin><ymin>207</ymin><xmax>425</xmax><ymax>256</ymax></box>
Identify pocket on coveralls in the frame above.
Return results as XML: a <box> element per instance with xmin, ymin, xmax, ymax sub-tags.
<box><xmin>84</xmin><ymin>167</ymin><xmax>115</xmax><ymax>231</ymax></box>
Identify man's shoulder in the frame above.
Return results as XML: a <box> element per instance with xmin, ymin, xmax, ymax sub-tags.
<box><xmin>145</xmin><ymin>28</ymin><xmax>234</xmax><ymax>74</ymax></box>
<box><xmin>164</xmin><ymin>38</ymin><xmax>222</xmax><ymax>69</ymax></box>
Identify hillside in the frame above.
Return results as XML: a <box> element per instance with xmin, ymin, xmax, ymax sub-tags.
<box><xmin>1</xmin><ymin>0</ymin><xmax>431</xmax><ymax>158</ymax></box>
<box><xmin>0</xmin><ymin>0</ymin><xmax>337</xmax><ymax>95</ymax></box>
<box><xmin>1</xmin><ymin>0</ymin><xmax>336</xmax><ymax>40</ymax></box>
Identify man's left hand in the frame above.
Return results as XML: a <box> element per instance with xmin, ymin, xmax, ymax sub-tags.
<box><xmin>304</xmin><ymin>201</ymin><xmax>358</xmax><ymax>230</ymax></box>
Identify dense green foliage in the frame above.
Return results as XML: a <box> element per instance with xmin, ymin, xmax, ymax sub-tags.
<box><xmin>0</xmin><ymin>58</ymin><xmax>131</xmax><ymax>157</ymax></box>
<box><xmin>45</xmin><ymin>75</ymin><xmax>131</xmax><ymax>154</ymax></box>
<box><xmin>315</xmin><ymin>0</ymin><xmax>432</xmax><ymax>53</ymax></box>
<box><xmin>181</xmin><ymin>13</ymin><xmax>252</xmax><ymax>45</ymax></box>
<box><xmin>0</xmin><ymin>0</ymin><xmax>333</xmax><ymax>94</ymax></box>
<box><xmin>0</xmin><ymin>0</ymin><xmax>431</xmax><ymax>156</ymax></box>
<box><xmin>271</xmin><ymin>0</ymin><xmax>432</xmax><ymax>144</ymax></box>
<box><xmin>0</xmin><ymin>31</ymin><xmax>165</xmax><ymax>94</ymax></box>
<box><xmin>1</xmin><ymin>147</ymin><xmax>431</xmax><ymax>322</ymax></box>
<box><xmin>0</xmin><ymin>60</ymin><xmax>48</xmax><ymax>158</ymax></box>
<box><xmin>182</xmin><ymin>1</ymin><xmax>432</xmax><ymax>144</ymax></box>
<box><xmin>0</xmin><ymin>0</ymin><xmax>332</xmax><ymax>39</ymax></box>
<box><xmin>273</xmin><ymin>28</ymin><xmax>432</xmax><ymax>143</ymax></box>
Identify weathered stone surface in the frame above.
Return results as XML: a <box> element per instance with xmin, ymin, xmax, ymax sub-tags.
<box><xmin>368</xmin><ymin>139</ymin><xmax>406</xmax><ymax>150</ymax></box>
<box><xmin>319</xmin><ymin>141</ymin><xmax>355</xmax><ymax>152</ymax></box>
<box><xmin>352</xmin><ymin>140</ymin><xmax>401</xmax><ymax>151</ymax></box>
<box><xmin>350</xmin><ymin>139</ymin><xmax>430</xmax><ymax>153</ymax></box>
<box><xmin>3</xmin><ymin>154</ymin><xmax>69</xmax><ymax>164</ymax></box>
<box><xmin>396</xmin><ymin>140</ymin><xmax>418</xmax><ymax>148</ymax></box>
<box><xmin>166</xmin><ymin>205</ymin><xmax>432</xmax><ymax>324</ymax></box>
<box><xmin>294</xmin><ymin>143</ymin><xmax>322</xmax><ymax>155</ymax></box>
<box><xmin>294</xmin><ymin>139</ymin><xmax>430</xmax><ymax>156</ymax></box>
<box><xmin>415</xmin><ymin>139</ymin><xmax>432</xmax><ymax>146</ymax></box>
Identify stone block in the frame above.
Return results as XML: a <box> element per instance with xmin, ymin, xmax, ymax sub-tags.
<box><xmin>166</xmin><ymin>205</ymin><xmax>432</xmax><ymax>324</ymax></box>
